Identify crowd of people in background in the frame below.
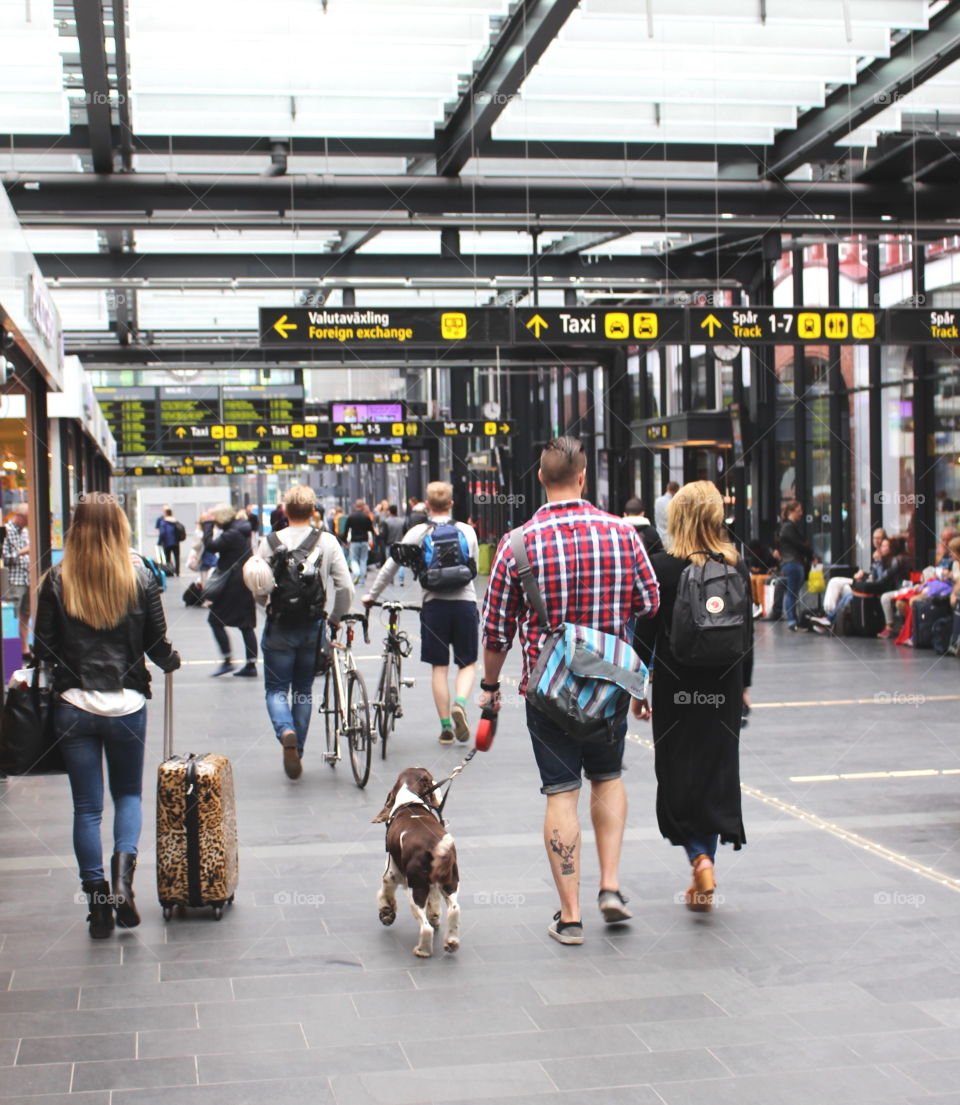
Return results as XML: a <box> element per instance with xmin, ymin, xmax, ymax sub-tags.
<box><xmin>6</xmin><ymin>451</ymin><xmax>959</xmax><ymax>948</ymax></box>
<box><xmin>746</xmin><ymin>502</ymin><xmax>960</xmax><ymax>652</ymax></box>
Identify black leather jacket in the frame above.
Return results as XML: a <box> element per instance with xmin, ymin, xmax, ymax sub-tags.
<box><xmin>34</xmin><ymin>565</ymin><xmax>180</xmax><ymax>697</ymax></box>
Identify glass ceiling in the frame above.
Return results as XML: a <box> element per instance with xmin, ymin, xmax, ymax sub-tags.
<box><xmin>0</xmin><ymin>0</ymin><xmax>953</xmax><ymax>335</ymax></box>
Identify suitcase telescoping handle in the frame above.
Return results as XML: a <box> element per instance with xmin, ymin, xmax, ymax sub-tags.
<box><xmin>163</xmin><ymin>671</ymin><xmax>174</xmax><ymax>761</ymax></box>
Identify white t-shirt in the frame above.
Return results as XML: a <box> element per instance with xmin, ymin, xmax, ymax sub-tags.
<box><xmin>61</xmin><ymin>688</ymin><xmax>146</xmax><ymax>717</ymax></box>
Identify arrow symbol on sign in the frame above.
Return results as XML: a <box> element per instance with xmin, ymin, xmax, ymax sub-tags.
<box><xmin>335</xmin><ymin>424</ymin><xmax>346</xmax><ymax>434</ymax></box>
<box><xmin>526</xmin><ymin>314</ymin><xmax>548</xmax><ymax>338</ymax></box>
<box><xmin>175</xmin><ymin>427</ymin><xmax>186</xmax><ymax>438</ymax></box>
<box><xmin>499</xmin><ymin>423</ymin><xmax>509</xmax><ymax>433</ymax></box>
<box><xmin>700</xmin><ymin>313</ymin><xmax>723</xmax><ymax>338</ymax></box>
<box><xmin>272</xmin><ymin>314</ymin><xmax>297</xmax><ymax>340</ymax></box>
<box><xmin>256</xmin><ymin>426</ymin><xmax>267</xmax><ymax>436</ymax></box>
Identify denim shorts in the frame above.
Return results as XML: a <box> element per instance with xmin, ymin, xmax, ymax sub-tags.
<box><xmin>526</xmin><ymin>702</ymin><xmax>626</xmax><ymax>795</ymax></box>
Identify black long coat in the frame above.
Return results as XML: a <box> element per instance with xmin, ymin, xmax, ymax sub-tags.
<box><xmin>202</xmin><ymin>519</ymin><xmax>255</xmax><ymax>629</ymax></box>
<box><xmin>634</xmin><ymin>552</ymin><xmax>752</xmax><ymax>851</ymax></box>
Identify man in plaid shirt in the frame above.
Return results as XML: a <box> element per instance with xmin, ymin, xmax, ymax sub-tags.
<box><xmin>480</xmin><ymin>437</ymin><xmax>659</xmax><ymax>945</ymax></box>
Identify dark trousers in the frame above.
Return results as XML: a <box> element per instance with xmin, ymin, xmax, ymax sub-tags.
<box><xmin>208</xmin><ymin>612</ymin><xmax>257</xmax><ymax>662</ymax></box>
<box><xmin>162</xmin><ymin>544</ymin><xmax>180</xmax><ymax>575</ymax></box>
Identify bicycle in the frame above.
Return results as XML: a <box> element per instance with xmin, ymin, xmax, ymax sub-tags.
<box><xmin>318</xmin><ymin>613</ymin><xmax>373</xmax><ymax>788</ymax></box>
<box><xmin>368</xmin><ymin>600</ymin><xmax>420</xmax><ymax>759</ymax></box>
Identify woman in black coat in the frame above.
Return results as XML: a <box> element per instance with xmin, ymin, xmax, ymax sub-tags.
<box><xmin>633</xmin><ymin>480</ymin><xmax>752</xmax><ymax>913</ymax></box>
<box><xmin>201</xmin><ymin>504</ymin><xmax>257</xmax><ymax>677</ymax></box>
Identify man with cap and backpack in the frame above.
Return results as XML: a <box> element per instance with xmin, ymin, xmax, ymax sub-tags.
<box><xmin>363</xmin><ymin>481</ymin><xmax>480</xmax><ymax>745</ymax></box>
<box><xmin>245</xmin><ymin>486</ymin><xmax>354</xmax><ymax>779</ymax></box>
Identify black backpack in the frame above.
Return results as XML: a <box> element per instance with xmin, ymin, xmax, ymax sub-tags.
<box><xmin>266</xmin><ymin>530</ymin><xmax>326</xmax><ymax>625</ymax></box>
<box><xmin>173</xmin><ymin>520</ymin><xmax>187</xmax><ymax>543</ymax></box>
<box><xmin>670</xmin><ymin>552</ymin><xmax>750</xmax><ymax>667</ymax></box>
<box><xmin>419</xmin><ymin>522</ymin><xmax>477</xmax><ymax>592</ymax></box>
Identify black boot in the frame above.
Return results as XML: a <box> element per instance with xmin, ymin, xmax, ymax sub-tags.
<box><xmin>111</xmin><ymin>852</ymin><xmax>140</xmax><ymax>929</ymax></box>
<box><xmin>232</xmin><ymin>662</ymin><xmax>257</xmax><ymax>677</ymax></box>
<box><xmin>211</xmin><ymin>657</ymin><xmax>234</xmax><ymax>677</ymax></box>
<box><xmin>82</xmin><ymin>879</ymin><xmax>115</xmax><ymax>939</ymax></box>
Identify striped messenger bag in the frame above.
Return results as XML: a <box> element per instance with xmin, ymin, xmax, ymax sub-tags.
<box><xmin>509</xmin><ymin>529</ymin><xmax>649</xmax><ymax>744</ymax></box>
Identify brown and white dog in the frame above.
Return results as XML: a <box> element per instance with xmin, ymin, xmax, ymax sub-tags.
<box><xmin>372</xmin><ymin>767</ymin><xmax>460</xmax><ymax>958</ymax></box>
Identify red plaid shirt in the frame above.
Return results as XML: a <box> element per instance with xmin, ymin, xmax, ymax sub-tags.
<box><xmin>481</xmin><ymin>499</ymin><xmax>659</xmax><ymax>693</ymax></box>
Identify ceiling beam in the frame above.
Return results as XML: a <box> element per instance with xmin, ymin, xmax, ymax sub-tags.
<box><xmin>542</xmin><ymin>232</ymin><xmax>628</xmax><ymax>255</ymax></box>
<box><xmin>763</xmin><ymin>1</ymin><xmax>960</xmax><ymax>180</ymax></box>
<box><xmin>0</xmin><ymin>127</ymin><xmax>758</xmax><ymax>165</ymax></box>
<box><xmin>435</xmin><ymin>0</ymin><xmax>580</xmax><ymax>177</ymax></box>
<box><xmin>64</xmin><ymin>342</ymin><xmax>608</xmax><ymax>367</ymax></box>
<box><xmin>72</xmin><ymin>0</ymin><xmax>114</xmax><ymax>173</ymax></box>
<box><xmin>34</xmin><ymin>251</ymin><xmax>724</xmax><ymax>283</ymax></box>
<box><xmin>7</xmin><ymin>172</ymin><xmax>960</xmax><ymax>228</ymax></box>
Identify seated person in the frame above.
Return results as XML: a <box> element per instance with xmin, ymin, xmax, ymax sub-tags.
<box><xmin>823</xmin><ymin>526</ymin><xmax>886</xmax><ymax>614</ymax></box>
<box><xmin>812</xmin><ymin>536</ymin><xmax>905</xmax><ymax>630</ymax></box>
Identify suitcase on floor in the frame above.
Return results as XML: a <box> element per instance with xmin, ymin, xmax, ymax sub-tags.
<box><xmin>913</xmin><ymin>596</ymin><xmax>951</xmax><ymax>650</ymax></box>
<box><xmin>932</xmin><ymin>611</ymin><xmax>959</xmax><ymax>655</ymax></box>
<box><xmin>182</xmin><ymin>580</ymin><xmax>204</xmax><ymax>607</ymax></box>
<box><xmin>156</xmin><ymin>673</ymin><xmax>238</xmax><ymax>920</ymax></box>
<box><xmin>836</xmin><ymin>592</ymin><xmax>885</xmax><ymax>637</ymax></box>
<box><xmin>795</xmin><ymin>585</ymin><xmax>824</xmax><ymax>629</ymax></box>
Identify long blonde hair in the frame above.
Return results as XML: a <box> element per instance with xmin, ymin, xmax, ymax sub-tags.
<box><xmin>60</xmin><ymin>493</ymin><xmax>138</xmax><ymax>629</ymax></box>
<box><xmin>667</xmin><ymin>481</ymin><xmax>738</xmax><ymax>566</ymax></box>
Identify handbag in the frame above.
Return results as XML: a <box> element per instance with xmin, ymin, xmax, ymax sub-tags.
<box><xmin>202</xmin><ymin>557</ymin><xmax>245</xmax><ymax>605</ymax></box>
<box><xmin>0</xmin><ymin>667</ymin><xmax>65</xmax><ymax>776</ymax></box>
<box><xmin>509</xmin><ymin>530</ymin><xmax>648</xmax><ymax>743</ymax></box>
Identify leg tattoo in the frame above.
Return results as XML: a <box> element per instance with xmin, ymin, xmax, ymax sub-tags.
<box><xmin>549</xmin><ymin>830</ymin><xmax>579</xmax><ymax>876</ymax></box>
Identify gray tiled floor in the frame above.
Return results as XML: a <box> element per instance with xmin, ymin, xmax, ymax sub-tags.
<box><xmin>2</xmin><ymin>573</ymin><xmax>959</xmax><ymax>1103</ymax></box>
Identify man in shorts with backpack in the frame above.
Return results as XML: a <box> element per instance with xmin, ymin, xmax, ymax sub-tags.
<box><xmin>363</xmin><ymin>481</ymin><xmax>479</xmax><ymax>745</ymax></box>
<box><xmin>248</xmin><ymin>486</ymin><xmax>354</xmax><ymax>779</ymax></box>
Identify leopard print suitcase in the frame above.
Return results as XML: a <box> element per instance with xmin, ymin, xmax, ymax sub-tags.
<box><xmin>156</xmin><ymin>676</ymin><xmax>238</xmax><ymax>920</ymax></box>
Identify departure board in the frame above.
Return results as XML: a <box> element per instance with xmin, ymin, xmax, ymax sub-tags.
<box><xmin>222</xmin><ymin>385</ymin><xmax>305</xmax><ymax>426</ymax></box>
<box><xmin>157</xmin><ymin>386</ymin><xmax>221</xmax><ymax>452</ymax></box>
<box><xmin>94</xmin><ymin>387</ymin><xmax>157</xmax><ymax>454</ymax></box>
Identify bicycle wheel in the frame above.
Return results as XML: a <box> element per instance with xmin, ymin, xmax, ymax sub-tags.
<box><xmin>321</xmin><ymin>669</ymin><xmax>338</xmax><ymax>767</ymax></box>
<box><xmin>378</xmin><ymin>654</ymin><xmax>398</xmax><ymax>755</ymax></box>
<box><xmin>346</xmin><ymin>670</ymin><xmax>372</xmax><ymax>788</ymax></box>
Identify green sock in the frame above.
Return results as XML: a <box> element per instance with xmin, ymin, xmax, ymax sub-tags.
<box><xmin>454</xmin><ymin>696</ymin><xmax>468</xmax><ymax>708</ymax></box>
<box><xmin>440</xmin><ymin>718</ymin><xmax>453</xmax><ymax>729</ymax></box>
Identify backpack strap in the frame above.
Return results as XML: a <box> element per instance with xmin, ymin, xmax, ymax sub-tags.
<box><xmin>509</xmin><ymin>528</ymin><xmax>556</xmax><ymax>633</ymax></box>
<box><xmin>299</xmin><ymin>527</ymin><xmax>322</xmax><ymax>557</ymax></box>
<box><xmin>266</xmin><ymin>532</ymin><xmax>283</xmax><ymax>555</ymax></box>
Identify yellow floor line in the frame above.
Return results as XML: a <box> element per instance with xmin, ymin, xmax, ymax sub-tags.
<box><xmin>628</xmin><ymin>733</ymin><xmax>960</xmax><ymax>896</ymax></box>
<box><xmin>751</xmin><ymin>694</ymin><xmax>960</xmax><ymax>709</ymax></box>
<box><xmin>791</xmin><ymin>768</ymin><xmax>959</xmax><ymax>782</ymax></box>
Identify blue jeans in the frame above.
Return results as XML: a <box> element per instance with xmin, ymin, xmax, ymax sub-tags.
<box><xmin>262</xmin><ymin>619</ymin><xmax>321</xmax><ymax>753</ymax></box>
<box><xmin>56</xmin><ymin>702</ymin><xmax>147</xmax><ymax>883</ymax></box>
<box><xmin>349</xmin><ymin>542</ymin><xmax>369</xmax><ymax>583</ymax></box>
<box><xmin>782</xmin><ymin>560</ymin><xmax>806</xmax><ymax>627</ymax></box>
<box><xmin>683</xmin><ymin>835</ymin><xmax>719</xmax><ymax>864</ymax></box>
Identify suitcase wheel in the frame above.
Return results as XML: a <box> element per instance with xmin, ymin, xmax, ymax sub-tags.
<box><xmin>212</xmin><ymin>906</ymin><xmax>223</xmax><ymax>921</ymax></box>
<box><xmin>162</xmin><ymin>906</ymin><xmax>174</xmax><ymax>922</ymax></box>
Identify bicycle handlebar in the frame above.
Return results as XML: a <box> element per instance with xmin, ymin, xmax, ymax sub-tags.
<box><xmin>340</xmin><ymin>612</ymin><xmax>370</xmax><ymax>643</ymax></box>
<box><xmin>368</xmin><ymin>600</ymin><xmax>422</xmax><ymax>612</ymax></box>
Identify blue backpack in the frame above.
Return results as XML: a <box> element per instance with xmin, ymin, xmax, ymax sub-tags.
<box><xmin>420</xmin><ymin>522</ymin><xmax>477</xmax><ymax>592</ymax></box>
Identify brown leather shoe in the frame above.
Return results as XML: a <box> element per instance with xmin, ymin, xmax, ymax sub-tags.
<box><xmin>281</xmin><ymin>731</ymin><xmax>302</xmax><ymax>779</ymax></box>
